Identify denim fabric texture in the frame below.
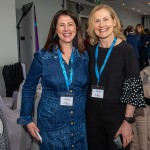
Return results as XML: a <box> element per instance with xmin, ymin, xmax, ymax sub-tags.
<box><xmin>17</xmin><ymin>48</ymin><xmax>89</xmax><ymax>150</ymax></box>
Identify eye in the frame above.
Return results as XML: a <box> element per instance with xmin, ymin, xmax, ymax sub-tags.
<box><xmin>95</xmin><ymin>19</ymin><xmax>100</xmax><ymax>23</ymax></box>
<box><xmin>103</xmin><ymin>18</ymin><xmax>108</xmax><ymax>22</ymax></box>
<box><xmin>68</xmin><ymin>22</ymin><xmax>74</xmax><ymax>26</ymax></box>
<box><xmin>59</xmin><ymin>24</ymin><xmax>64</xmax><ymax>27</ymax></box>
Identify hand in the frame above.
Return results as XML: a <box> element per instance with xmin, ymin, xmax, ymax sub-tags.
<box><xmin>27</xmin><ymin>122</ymin><xmax>40</xmax><ymax>141</ymax></box>
<box><xmin>115</xmin><ymin>121</ymin><xmax>133</xmax><ymax>148</ymax></box>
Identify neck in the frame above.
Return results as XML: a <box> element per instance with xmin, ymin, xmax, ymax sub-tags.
<box><xmin>99</xmin><ymin>34</ymin><xmax>115</xmax><ymax>48</ymax></box>
<box><xmin>60</xmin><ymin>43</ymin><xmax>73</xmax><ymax>64</ymax></box>
<box><xmin>61</xmin><ymin>44</ymin><xmax>72</xmax><ymax>55</ymax></box>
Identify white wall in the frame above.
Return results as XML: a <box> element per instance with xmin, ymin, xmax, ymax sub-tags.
<box><xmin>0</xmin><ymin>0</ymin><xmax>18</xmax><ymax>96</ymax></box>
<box><xmin>105</xmin><ymin>4</ymin><xmax>142</xmax><ymax>29</ymax></box>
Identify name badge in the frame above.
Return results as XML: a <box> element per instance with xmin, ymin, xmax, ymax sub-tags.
<box><xmin>91</xmin><ymin>86</ymin><xmax>104</xmax><ymax>98</ymax></box>
<box><xmin>60</xmin><ymin>93</ymin><xmax>73</xmax><ymax>106</ymax></box>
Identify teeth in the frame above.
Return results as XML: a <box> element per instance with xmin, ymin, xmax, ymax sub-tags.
<box><xmin>64</xmin><ymin>33</ymin><xmax>70</xmax><ymax>35</ymax></box>
<box><xmin>99</xmin><ymin>29</ymin><xmax>107</xmax><ymax>32</ymax></box>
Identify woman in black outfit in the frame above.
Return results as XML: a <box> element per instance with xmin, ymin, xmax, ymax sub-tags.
<box><xmin>86</xmin><ymin>4</ymin><xmax>146</xmax><ymax>150</ymax></box>
<box><xmin>135</xmin><ymin>24</ymin><xmax>149</xmax><ymax>70</ymax></box>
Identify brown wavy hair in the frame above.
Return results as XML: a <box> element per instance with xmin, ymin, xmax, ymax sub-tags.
<box><xmin>135</xmin><ymin>24</ymin><xmax>145</xmax><ymax>35</ymax></box>
<box><xmin>87</xmin><ymin>4</ymin><xmax>126</xmax><ymax>45</ymax></box>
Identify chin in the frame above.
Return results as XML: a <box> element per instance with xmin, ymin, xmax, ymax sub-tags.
<box><xmin>99</xmin><ymin>33</ymin><xmax>114</xmax><ymax>39</ymax></box>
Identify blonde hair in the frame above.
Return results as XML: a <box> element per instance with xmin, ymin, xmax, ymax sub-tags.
<box><xmin>87</xmin><ymin>5</ymin><xmax>126</xmax><ymax>45</ymax></box>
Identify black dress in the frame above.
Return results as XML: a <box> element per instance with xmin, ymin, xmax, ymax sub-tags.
<box><xmin>86</xmin><ymin>40</ymin><xmax>145</xmax><ymax>150</ymax></box>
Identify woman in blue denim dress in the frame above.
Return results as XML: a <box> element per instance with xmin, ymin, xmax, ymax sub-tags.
<box><xmin>17</xmin><ymin>10</ymin><xmax>89</xmax><ymax>150</ymax></box>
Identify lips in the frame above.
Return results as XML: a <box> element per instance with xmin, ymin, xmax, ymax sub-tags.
<box><xmin>63</xmin><ymin>33</ymin><xmax>71</xmax><ymax>37</ymax></box>
<box><xmin>98</xmin><ymin>28</ymin><xmax>108</xmax><ymax>32</ymax></box>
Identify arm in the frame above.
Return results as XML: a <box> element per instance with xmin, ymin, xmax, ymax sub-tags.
<box><xmin>17</xmin><ymin>51</ymin><xmax>43</xmax><ymax>141</ymax></box>
<box><xmin>117</xmin><ymin>44</ymin><xmax>146</xmax><ymax>148</ymax></box>
<box><xmin>125</xmin><ymin>104</ymin><xmax>135</xmax><ymax>118</ymax></box>
<box><xmin>17</xmin><ymin>52</ymin><xmax>43</xmax><ymax>125</ymax></box>
<box><xmin>115</xmin><ymin>104</ymin><xmax>135</xmax><ymax>148</ymax></box>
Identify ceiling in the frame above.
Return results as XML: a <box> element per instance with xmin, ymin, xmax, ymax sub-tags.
<box><xmin>100</xmin><ymin>0</ymin><xmax>150</xmax><ymax>15</ymax></box>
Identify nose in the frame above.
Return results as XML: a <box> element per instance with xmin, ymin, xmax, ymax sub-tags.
<box><xmin>99</xmin><ymin>20</ymin><xmax>104</xmax><ymax>27</ymax></box>
<box><xmin>64</xmin><ymin>25</ymin><xmax>69</xmax><ymax>31</ymax></box>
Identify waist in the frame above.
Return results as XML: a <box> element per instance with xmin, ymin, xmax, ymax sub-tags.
<box><xmin>87</xmin><ymin>98</ymin><xmax>126</xmax><ymax>107</ymax></box>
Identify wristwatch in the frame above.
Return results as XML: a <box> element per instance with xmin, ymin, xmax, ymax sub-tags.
<box><xmin>124</xmin><ymin>117</ymin><xmax>134</xmax><ymax>124</ymax></box>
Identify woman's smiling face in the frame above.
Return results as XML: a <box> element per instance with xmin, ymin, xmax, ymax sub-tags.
<box><xmin>56</xmin><ymin>15</ymin><xmax>77</xmax><ymax>44</ymax></box>
<box><xmin>93</xmin><ymin>8</ymin><xmax>116</xmax><ymax>39</ymax></box>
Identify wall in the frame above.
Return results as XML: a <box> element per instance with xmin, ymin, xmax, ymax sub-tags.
<box><xmin>105</xmin><ymin>4</ymin><xmax>142</xmax><ymax>28</ymax></box>
<box><xmin>67</xmin><ymin>0</ymin><xmax>142</xmax><ymax>29</ymax></box>
<box><xmin>0</xmin><ymin>0</ymin><xmax>18</xmax><ymax>96</ymax></box>
<box><xmin>15</xmin><ymin>0</ymin><xmax>63</xmax><ymax>72</ymax></box>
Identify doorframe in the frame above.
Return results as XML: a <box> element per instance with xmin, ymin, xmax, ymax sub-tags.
<box><xmin>79</xmin><ymin>14</ymin><xmax>89</xmax><ymax>39</ymax></box>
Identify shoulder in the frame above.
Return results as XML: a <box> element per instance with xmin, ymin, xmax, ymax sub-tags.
<box><xmin>87</xmin><ymin>44</ymin><xmax>97</xmax><ymax>56</ymax></box>
<box><xmin>117</xmin><ymin>40</ymin><xmax>134</xmax><ymax>51</ymax></box>
<box><xmin>34</xmin><ymin>49</ymin><xmax>53</xmax><ymax>60</ymax></box>
<box><xmin>134</xmin><ymin>34</ymin><xmax>141</xmax><ymax>40</ymax></box>
<box><xmin>75</xmin><ymin>49</ymin><xmax>89</xmax><ymax>61</ymax></box>
<box><xmin>115</xmin><ymin>40</ymin><xmax>136</xmax><ymax>56</ymax></box>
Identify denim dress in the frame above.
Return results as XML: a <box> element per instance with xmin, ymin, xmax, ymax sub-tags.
<box><xmin>17</xmin><ymin>48</ymin><xmax>89</xmax><ymax>150</ymax></box>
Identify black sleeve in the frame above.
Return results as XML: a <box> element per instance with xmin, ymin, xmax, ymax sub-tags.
<box><xmin>120</xmin><ymin>43</ymin><xmax>146</xmax><ymax>107</ymax></box>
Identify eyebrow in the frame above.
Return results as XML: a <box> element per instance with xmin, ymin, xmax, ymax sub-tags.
<box><xmin>57</xmin><ymin>22</ymin><xmax>74</xmax><ymax>24</ymax></box>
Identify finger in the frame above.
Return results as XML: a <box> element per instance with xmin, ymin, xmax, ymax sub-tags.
<box><xmin>115</xmin><ymin>131</ymin><xmax>121</xmax><ymax>138</ymax></box>
<box><xmin>126</xmin><ymin>137</ymin><xmax>130</xmax><ymax>146</ymax></box>
<box><xmin>33</xmin><ymin>130</ymin><xmax>40</xmax><ymax>141</ymax></box>
<box><xmin>122</xmin><ymin>136</ymin><xmax>127</xmax><ymax>148</ymax></box>
<box><xmin>30</xmin><ymin>129</ymin><xmax>40</xmax><ymax>141</ymax></box>
<box><xmin>34</xmin><ymin>127</ymin><xmax>39</xmax><ymax>132</ymax></box>
<box><xmin>131</xmin><ymin>135</ymin><xmax>133</xmax><ymax>142</ymax></box>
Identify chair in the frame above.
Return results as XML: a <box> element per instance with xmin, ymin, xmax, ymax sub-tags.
<box><xmin>0</xmin><ymin>107</ymin><xmax>11</xmax><ymax>150</ymax></box>
<box><xmin>17</xmin><ymin>83</ymin><xmax>41</xmax><ymax>150</ymax></box>
<box><xmin>2</xmin><ymin>97</ymin><xmax>15</xmax><ymax>109</ymax></box>
<box><xmin>0</xmin><ymin>95</ymin><xmax>22</xmax><ymax>150</ymax></box>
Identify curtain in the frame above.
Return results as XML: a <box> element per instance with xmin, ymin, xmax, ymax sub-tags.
<box><xmin>142</xmin><ymin>15</ymin><xmax>150</xmax><ymax>29</ymax></box>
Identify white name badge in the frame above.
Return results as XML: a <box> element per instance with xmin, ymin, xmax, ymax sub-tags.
<box><xmin>91</xmin><ymin>88</ymin><xmax>104</xmax><ymax>98</ymax></box>
<box><xmin>60</xmin><ymin>96</ymin><xmax>73</xmax><ymax>106</ymax></box>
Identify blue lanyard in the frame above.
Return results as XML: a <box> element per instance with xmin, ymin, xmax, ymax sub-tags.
<box><xmin>95</xmin><ymin>37</ymin><xmax>117</xmax><ymax>85</ymax></box>
<box><xmin>58</xmin><ymin>49</ymin><xmax>74</xmax><ymax>91</ymax></box>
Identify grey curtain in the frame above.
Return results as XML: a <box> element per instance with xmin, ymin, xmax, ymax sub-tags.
<box><xmin>142</xmin><ymin>15</ymin><xmax>150</xmax><ymax>29</ymax></box>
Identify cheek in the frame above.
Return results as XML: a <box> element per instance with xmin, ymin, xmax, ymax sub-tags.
<box><xmin>94</xmin><ymin>24</ymin><xmax>99</xmax><ymax>30</ymax></box>
<box><xmin>73</xmin><ymin>27</ymin><xmax>77</xmax><ymax>33</ymax></box>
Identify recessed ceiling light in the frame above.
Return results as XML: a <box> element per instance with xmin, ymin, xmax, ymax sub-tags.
<box><xmin>145</xmin><ymin>13</ymin><xmax>147</xmax><ymax>14</ymax></box>
<box><xmin>138</xmin><ymin>10</ymin><xmax>140</xmax><ymax>12</ymax></box>
<box><xmin>122</xmin><ymin>3</ymin><xmax>125</xmax><ymax>6</ymax></box>
<box><xmin>148</xmin><ymin>2</ymin><xmax>150</xmax><ymax>4</ymax></box>
<box><xmin>133</xmin><ymin>8</ymin><xmax>135</xmax><ymax>10</ymax></box>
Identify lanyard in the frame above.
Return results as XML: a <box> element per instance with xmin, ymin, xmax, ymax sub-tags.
<box><xmin>95</xmin><ymin>37</ymin><xmax>117</xmax><ymax>85</ymax></box>
<box><xmin>58</xmin><ymin>49</ymin><xmax>74</xmax><ymax>91</ymax></box>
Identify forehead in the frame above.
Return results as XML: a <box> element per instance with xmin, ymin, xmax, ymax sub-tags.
<box><xmin>57</xmin><ymin>15</ymin><xmax>75</xmax><ymax>23</ymax></box>
<box><xmin>94</xmin><ymin>8</ymin><xmax>111</xmax><ymax>18</ymax></box>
